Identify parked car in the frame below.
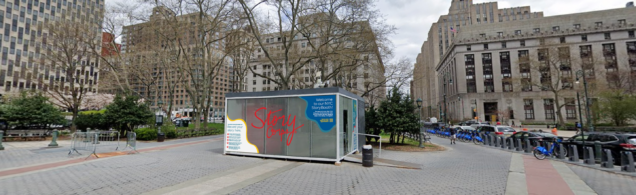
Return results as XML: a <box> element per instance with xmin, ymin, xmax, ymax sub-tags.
<box><xmin>496</xmin><ymin>126</ymin><xmax>517</xmax><ymax>136</ymax></box>
<box><xmin>455</xmin><ymin>126</ymin><xmax>476</xmax><ymax>132</ymax></box>
<box><xmin>459</xmin><ymin>120</ymin><xmax>478</xmax><ymax>126</ymax></box>
<box><xmin>507</xmin><ymin>131</ymin><xmax>561</xmax><ymax>149</ymax></box>
<box><xmin>562</xmin><ymin>132</ymin><xmax>636</xmax><ymax>165</ymax></box>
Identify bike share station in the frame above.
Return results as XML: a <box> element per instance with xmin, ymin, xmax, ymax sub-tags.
<box><xmin>223</xmin><ymin>88</ymin><xmax>366</xmax><ymax>164</ymax></box>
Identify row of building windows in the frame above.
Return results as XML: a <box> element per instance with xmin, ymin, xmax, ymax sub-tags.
<box><xmin>468</xmin><ymin>31</ymin><xmax>634</xmax><ymax>53</ymax></box>
<box><xmin>463</xmin><ymin>41</ymin><xmax>636</xmax><ymax>93</ymax></box>
<box><xmin>523</xmin><ymin>98</ymin><xmax>577</xmax><ymax>120</ymax></box>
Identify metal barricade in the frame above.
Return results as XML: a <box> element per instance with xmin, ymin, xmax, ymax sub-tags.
<box><xmin>123</xmin><ymin>131</ymin><xmax>139</xmax><ymax>154</ymax></box>
<box><xmin>68</xmin><ymin>131</ymin><xmax>120</xmax><ymax>159</ymax></box>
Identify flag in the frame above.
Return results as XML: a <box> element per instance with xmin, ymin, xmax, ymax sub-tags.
<box><xmin>450</xmin><ymin>27</ymin><xmax>457</xmax><ymax>33</ymax></box>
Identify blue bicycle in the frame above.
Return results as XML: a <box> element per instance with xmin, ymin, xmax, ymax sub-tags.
<box><xmin>533</xmin><ymin>139</ymin><xmax>563</xmax><ymax>160</ymax></box>
<box><xmin>472</xmin><ymin>131</ymin><xmax>484</xmax><ymax>145</ymax></box>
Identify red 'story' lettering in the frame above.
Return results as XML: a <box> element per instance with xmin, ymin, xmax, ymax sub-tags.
<box><xmin>251</xmin><ymin>107</ymin><xmax>304</xmax><ymax>146</ymax></box>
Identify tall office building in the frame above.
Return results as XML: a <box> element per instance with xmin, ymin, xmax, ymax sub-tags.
<box><xmin>245</xmin><ymin>14</ymin><xmax>386</xmax><ymax>106</ymax></box>
<box><xmin>436</xmin><ymin>6</ymin><xmax>636</xmax><ymax>125</ymax></box>
<box><xmin>0</xmin><ymin>0</ymin><xmax>105</xmax><ymax>96</ymax></box>
<box><xmin>121</xmin><ymin>6</ymin><xmax>231</xmax><ymax>118</ymax></box>
<box><xmin>412</xmin><ymin>0</ymin><xmax>543</xmax><ymax>120</ymax></box>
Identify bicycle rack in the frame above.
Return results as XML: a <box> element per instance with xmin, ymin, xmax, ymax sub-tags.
<box><xmin>584</xmin><ymin>147</ymin><xmax>595</xmax><ymax>165</ymax></box>
<box><xmin>508</xmin><ymin>138</ymin><xmax>514</xmax><ymax>150</ymax></box>
<box><xmin>557</xmin><ymin>143</ymin><xmax>566</xmax><ymax>159</ymax></box>
<box><xmin>569</xmin><ymin>145</ymin><xmax>579</xmax><ymax>162</ymax></box>
<box><xmin>621</xmin><ymin>151</ymin><xmax>635</xmax><ymax>172</ymax></box>
<box><xmin>494</xmin><ymin>136</ymin><xmax>500</xmax><ymax>147</ymax></box>
<box><xmin>601</xmin><ymin>149</ymin><xmax>614</xmax><ymax>169</ymax></box>
<box><xmin>516</xmin><ymin>139</ymin><xmax>522</xmax><ymax>152</ymax></box>
<box><xmin>524</xmin><ymin>139</ymin><xmax>531</xmax><ymax>153</ymax></box>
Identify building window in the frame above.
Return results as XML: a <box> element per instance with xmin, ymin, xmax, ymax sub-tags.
<box><xmin>565</xmin><ymin>98</ymin><xmax>576</xmax><ymax>119</ymax></box>
<box><xmin>630</xmin><ymin>31</ymin><xmax>635</xmax><ymax>38</ymax></box>
<box><xmin>497</xmin><ymin>32</ymin><xmax>503</xmax><ymax>37</ymax></box>
<box><xmin>502</xmin><ymin>42</ymin><xmax>507</xmax><ymax>48</ymax></box>
<box><xmin>484</xmin><ymin>44</ymin><xmax>488</xmax><ymax>50</ymax></box>
<box><xmin>560</xmin><ymin>37</ymin><xmax>566</xmax><ymax>44</ymax></box>
<box><xmin>619</xmin><ymin>19</ymin><xmax>627</xmax><ymax>25</ymax></box>
<box><xmin>480</xmin><ymin>33</ymin><xmax>486</xmax><ymax>38</ymax></box>
<box><xmin>533</xmin><ymin>28</ymin><xmax>540</xmax><ymax>33</ymax></box>
<box><xmin>503</xmin><ymin>82</ymin><xmax>513</xmax><ymax>92</ymax></box>
<box><xmin>582</xmin><ymin>35</ymin><xmax>588</xmax><ymax>42</ymax></box>
<box><xmin>520</xmin><ymin>40</ymin><xmax>525</xmax><ymax>47</ymax></box>
<box><xmin>524</xmin><ymin>99</ymin><xmax>535</xmax><ymax>119</ymax></box>
<box><xmin>544</xmin><ymin>99</ymin><xmax>555</xmax><ymax>120</ymax></box>
<box><xmin>252</xmin><ymin>80</ymin><xmax>256</xmax><ymax>85</ymax></box>
<box><xmin>604</xmin><ymin>33</ymin><xmax>611</xmax><ymax>40</ymax></box>
<box><xmin>596</xmin><ymin>22</ymin><xmax>603</xmax><ymax>27</ymax></box>
<box><xmin>574</xmin><ymin>24</ymin><xmax>581</xmax><ymax>29</ymax></box>
<box><xmin>467</xmin><ymin>45</ymin><xmax>471</xmax><ymax>51</ymax></box>
<box><xmin>539</xmin><ymin>38</ymin><xmax>545</xmax><ymax>45</ymax></box>
<box><xmin>515</xmin><ymin>30</ymin><xmax>521</xmax><ymax>35</ymax></box>
<box><xmin>552</xmin><ymin>26</ymin><xmax>560</xmax><ymax>32</ymax></box>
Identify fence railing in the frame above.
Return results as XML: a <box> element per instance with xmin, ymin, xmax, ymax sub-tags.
<box><xmin>359</xmin><ymin>133</ymin><xmax>381</xmax><ymax>157</ymax></box>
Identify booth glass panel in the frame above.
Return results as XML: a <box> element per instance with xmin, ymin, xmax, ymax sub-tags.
<box><xmin>246</xmin><ymin>98</ymin><xmax>266</xmax><ymax>153</ymax></box>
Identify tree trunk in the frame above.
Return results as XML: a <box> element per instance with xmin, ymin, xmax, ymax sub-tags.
<box><xmin>553</xmin><ymin>93</ymin><xmax>565</xmax><ymax>128</ymax></box>
<box><xmin>71</xmin><ymin>109</ymin><xmax>78</xmax><ymax>132</ymax></box>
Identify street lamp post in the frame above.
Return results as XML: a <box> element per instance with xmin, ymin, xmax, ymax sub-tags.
<box><xmin>416</xmin><ymin>98</ymin><xmax>424</xmax><ymax>148</ymax></box>
<box><xmin>458</xmin><ymin>97</ymin><xmax>464</xmax><ymax>121</ymax></box>
<box><xmin>575</xmin><ymin>70</ymin><xmax>594</xmax><ymax>132</ymax></box>
<box><xmin>156</xmin><ymin>100</ymin><xmax>164</xmax><ymax>142</ymax></box>
<box><xmin>443</xmin><ymin>73</ymin><xmax>453</xmax><ymax>126</ymax></box>
<box><xmin>576</xmin><ymin>91</ymin><xmax>585</xmax><ymax>147</ymax></box>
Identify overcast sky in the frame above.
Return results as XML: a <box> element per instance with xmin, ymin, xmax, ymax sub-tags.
<box><xmin>106</xmin><ymin>0</ymin><xmax>631</xmax><ymax>64</ymax></box>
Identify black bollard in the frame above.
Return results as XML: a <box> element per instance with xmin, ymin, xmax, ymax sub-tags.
<box><xmin>584</xmin><ymin>147</ymin><xmax>595</xmax><ymax>165</ymax></box>
<box><xmin>621</xmin><ymin>151</ymin><xmax>635</xmax><ymax>172</ymax></box>
<box><xmin>557</xmin><ymin>143</ymin><xmax>566</xmax><ymax>159</ymax></box>
<box><xmin>524</xmin><ymin>139</ymin><xmax>532</xmax><ymax>153</ymax></box>
<box><xmin>494</xmin><ymin>136</ymin><xmax>500</xmax><ymax>147</ymax></box>
<box><xmin>516</xmin><ymin>139</ymin><xmax>522</xmax><ymax>152</ymax></box>
<box><xmin>501</xmin><ymin>137</ymin><xmax>506</xmax><ymax>149</ymax></box>
<box><xmin>601</xmin><ymin>149</ymin><xmax>614</xmax><ymax>169</ymax></box>
<box><xmin>594</xmin><ymin>141</ymin><xmax>602</xmax><ymax>163</ymax></box>
<box><xmin>569</xmin><ymin>145</ymin><xmax>579</xmax><ymax>162</ymax></box>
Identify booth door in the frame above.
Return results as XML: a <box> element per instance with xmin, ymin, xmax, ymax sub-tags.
<box><xmin>342</xmin><ymin>110</ymin><xmax>348</xmax><ymax>153</ymax></box>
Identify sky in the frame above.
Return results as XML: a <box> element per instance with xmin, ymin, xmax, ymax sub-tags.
<box><xmin>376</xmin><ymin>0</ymin><xmax>629</xmax><ymax>64</ymax></box>
<box><xmin>105</xmin><ymin>0</ymin><xmax>631</xmax><ymax>64</ymax></box>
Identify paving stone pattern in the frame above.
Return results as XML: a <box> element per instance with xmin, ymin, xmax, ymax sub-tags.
<box><xmin>568</xmin><ymin>164</ymin><xmax>636</xmax><ymax>195</ymax></box>
<box><xmin>0</xmin><ymin>138</ymin><xmax>259</xmax><ymax>195</ymax></box>
<box><xmin>231</xmin><ymin>136</ymin><xmax>512</xmax><ymax>195</ymax></box>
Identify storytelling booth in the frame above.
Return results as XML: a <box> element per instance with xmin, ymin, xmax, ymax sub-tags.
<box><xmin>224</xmin><ymin>88</ymin><xmax>366</xmax><ymax>162</ymax></box>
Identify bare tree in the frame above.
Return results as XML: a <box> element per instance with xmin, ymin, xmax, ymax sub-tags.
<box><xmin>43</xmin><ymin>20</ymin><xmax>99</xmax><ymax>131</ymax></box>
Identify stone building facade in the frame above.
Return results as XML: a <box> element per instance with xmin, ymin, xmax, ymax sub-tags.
<box><xmin>412</xmin><ymin>0</ymin><xmax>544</xmax><ymax>120</ymax></box>
<box><xmin>436</xmin><ymin>6</ymin><xmax>636</xmax><ymax>125</ymax></box>
<box><xmin>0</xmin><ymin>0</ymin><xmax>104</xmax><ymax>97</ymax></box>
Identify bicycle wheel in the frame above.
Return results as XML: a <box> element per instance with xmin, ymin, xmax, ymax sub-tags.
<box><xmin>533</xmin><ymin>150</ymin><xmax>546</xmax><ymax>160</ymax></box>
<box><xmin>473</xmin><ymin>138</ymin><xmax>482</xmax><ymax>145</ymax></box>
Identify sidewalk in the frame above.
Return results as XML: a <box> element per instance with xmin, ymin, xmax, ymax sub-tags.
<box><xmin>0</xmin><ymin>135</ymin><xmax>221</xmax><ymax>178</ymax></box>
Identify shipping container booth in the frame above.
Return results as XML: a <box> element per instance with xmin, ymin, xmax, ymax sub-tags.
<box><xmin>224</xmin><ymin>88</ymin><xmax>365</xmax><ymax>162</ymax></box>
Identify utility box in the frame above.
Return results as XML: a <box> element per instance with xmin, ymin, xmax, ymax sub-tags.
<box><xmin>224</xmin><ymin>88</ymin><xmax>366</xmax><ymax>162</ymax></box>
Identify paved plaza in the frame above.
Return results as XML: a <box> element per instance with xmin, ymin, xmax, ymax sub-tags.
<box><xmin>0</xmin><ymin>134</ymin><xmax>635</xmax><ymax>195</ymax></box>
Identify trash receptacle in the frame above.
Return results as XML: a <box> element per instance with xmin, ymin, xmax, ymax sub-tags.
<box><xmin>157</xmin><ymin>133</ymin><xmax>165</xmax><ymax>142</ymax></box>
<box><xmin>362</xmin><ymin>145</ymin><xmax>373</xmax><ymax>167</ymax></box>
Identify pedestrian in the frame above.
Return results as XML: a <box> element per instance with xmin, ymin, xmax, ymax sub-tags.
<box><xmin>450</xmin><ymin>127</ymin><xmax>457</xmax><ymax>144</ymax></box>
<box><xmin>496</xmin><ymin>121</ymin><xmax>501</xmax><ymax>125</ymax></box>
<box><xmin>512</xmin><ymin>121</ymin><xmax>516</xmax><ymax>127</ymax></box>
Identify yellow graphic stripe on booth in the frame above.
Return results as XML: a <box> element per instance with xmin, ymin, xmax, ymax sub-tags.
<box><xmin>227</xmin><ymin>115</ymin><xmax>259</xmax><ymax>153</ymax></box>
